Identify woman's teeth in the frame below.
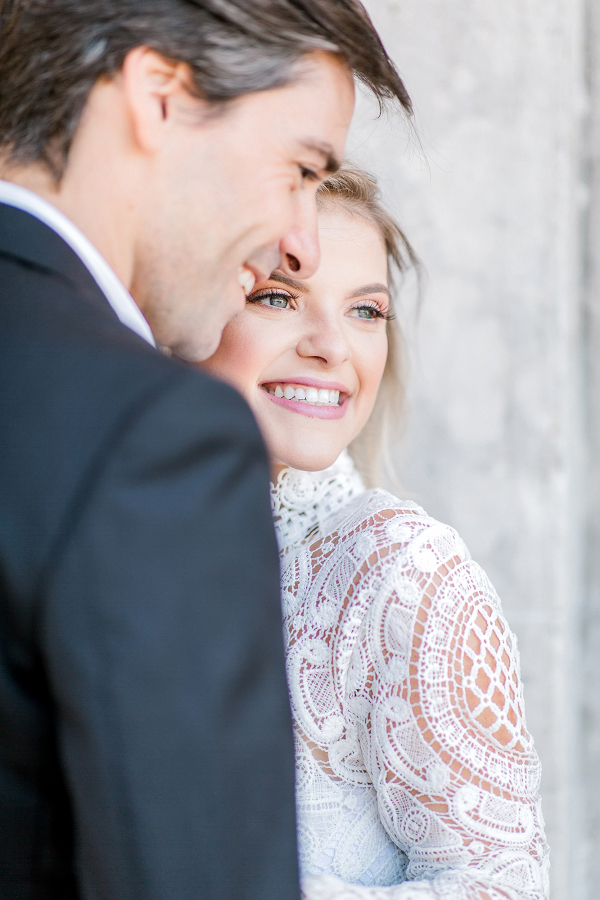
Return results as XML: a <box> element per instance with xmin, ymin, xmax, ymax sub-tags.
<box><xmin>268</xmin><ymin>384</ymin><xmax>340</xmax><ymax>406</ymax></box>
<box><xmin>238</xmin><ymin>265</ymin><xmax>256</xmax><ymax>296</ymax></box>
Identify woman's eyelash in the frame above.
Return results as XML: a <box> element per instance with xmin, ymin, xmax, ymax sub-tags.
<box><xmin>246</xmin><ymin>290</ymin><xmax>394</xmax><ymax>320</ymax></box>
<box><xmin>351</xmin><ymin>301</ymin><xmax>395</xmax><ymax>321</ymax></box>
<box><xmin>247</xmin><ymin>287</ymin><xmax>299</xmax><ymax>304</ymax></box>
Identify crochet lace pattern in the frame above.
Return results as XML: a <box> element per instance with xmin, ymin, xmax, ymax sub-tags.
<box><xmin>271</xmin><ymin>452</ymin><xmax>549</xmax><ymax>900</ymax></box>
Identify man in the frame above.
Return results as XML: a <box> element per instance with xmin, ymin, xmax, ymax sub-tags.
<box><xmin>0</xmin><ymin>2</ymin><xmax>411</xmax><ymax>898</ymax></box>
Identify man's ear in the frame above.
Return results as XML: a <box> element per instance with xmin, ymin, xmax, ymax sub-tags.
<box><xmin>120</xmin><ymin>46</ymin><xmax>206</xmax><ymax>153</ymax></box>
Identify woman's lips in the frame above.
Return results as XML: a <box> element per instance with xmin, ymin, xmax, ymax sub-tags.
<box><xmin>260</xmin><ymin>382</ymin><xmax>348</xmax><ymax>419</ymax></box>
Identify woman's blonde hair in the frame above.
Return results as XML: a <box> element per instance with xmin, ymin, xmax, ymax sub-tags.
<box><xmin>316</xmin><ymin>164</ymin><xmax>418</xmax><ymax>489</ymax></box>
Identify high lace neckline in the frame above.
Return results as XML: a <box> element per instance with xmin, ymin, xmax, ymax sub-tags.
<box><xmin>270</xmin><ymin>450</ymin><xmax>366</xmax><ymax>557</ymax></box>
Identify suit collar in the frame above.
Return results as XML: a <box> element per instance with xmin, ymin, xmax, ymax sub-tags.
<box><xmin>0</xmin><ymin>184</ymin><xmax>155</xmax><ymax>346</ymax></box>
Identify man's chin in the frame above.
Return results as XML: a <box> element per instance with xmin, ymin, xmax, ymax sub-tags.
<box><xmin>155</xmin><ymin>294</ymin><xmax>239</xmax><ymax>364</ymax></box>
<box><xmin>168</xmin><ymin>328</ymin><xmax>222</xmax><ymax>365</ymax></box>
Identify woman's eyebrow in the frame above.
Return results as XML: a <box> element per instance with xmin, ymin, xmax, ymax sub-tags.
<box><xmin>268</xmin><ymin>271</ymin><xmax>310</xmax><ymax>292</ymax></box>
<box><xmin>347</xmin><ymin>283</ymin><xmax>390</xmax><ymax>299</ymax></box>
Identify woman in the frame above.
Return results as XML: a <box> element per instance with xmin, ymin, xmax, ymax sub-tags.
<box><xmin>203</xmin><ymin>166</ymin><xmax>549</xmax><ymax>900</ymax></box>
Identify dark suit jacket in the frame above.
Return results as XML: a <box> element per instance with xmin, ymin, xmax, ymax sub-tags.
<box><xmin>0</xmin><ymin>204</ymin><xmax>299</xmax><ymax>900</ymax></box>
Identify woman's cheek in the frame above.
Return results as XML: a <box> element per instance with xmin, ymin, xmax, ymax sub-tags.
<box><xmin>361</xmin><ymin>336</ymin><xmax>388</xmax><ymax>402</ymax></box>
<box><xmin>205</xmin><ymin>316</ymin><xmax>264</xmax><ymax>394</ymax></box>
<box><xmin>351</xmin><ymin>345</ymin><xmax>387</xmax><ymax>436</ymax></box>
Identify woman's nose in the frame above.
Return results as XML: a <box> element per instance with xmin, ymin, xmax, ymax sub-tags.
<box><xmin>278</xmin><ymin>193</ymin><xmax>320</xmax><ymax>279</ymax></box>
<box><xmin>296</xmin><ymin>316</ymin><xmax>351</xmax><ymax>369</ymax></box>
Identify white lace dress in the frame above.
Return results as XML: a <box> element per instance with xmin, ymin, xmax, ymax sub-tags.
<box><xmin>271</xmin><ymin>452</ymin><xmax>549</xmax><ymax>900</ymax></box>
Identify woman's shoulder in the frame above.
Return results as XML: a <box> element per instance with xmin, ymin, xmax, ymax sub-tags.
<box><xmin>333</xmin><ymin>486</ymin><xmax>472</xmax><ymax>571</ymax></box>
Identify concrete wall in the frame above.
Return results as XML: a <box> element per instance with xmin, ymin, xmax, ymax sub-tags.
<box><xmin>582</xmin><ymin>0</ymin><xmax>600</xmax><ymax>891</ymax></box>
<box><xmin>350</xmin><ymin>1</ymin><xmax>594</xmax><ymax>896</ymax></box>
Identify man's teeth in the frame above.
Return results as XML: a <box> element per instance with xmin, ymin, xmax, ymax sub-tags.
<box><xmin>238</xmin><ymin>265</ymin><xmax>256</xmax><ymax>296</ymax></box>
<box><xmin>269</xmin><ymin>384</ymin><xmax>340</xmax><ymax>406</ymax></box>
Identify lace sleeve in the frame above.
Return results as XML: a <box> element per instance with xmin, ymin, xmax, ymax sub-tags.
<box><xmin>303</xmin><ymin>514</ymin><xmax>549</xmax><ymax>900</ymax></box>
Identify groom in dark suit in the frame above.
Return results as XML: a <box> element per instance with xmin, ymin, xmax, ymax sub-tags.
<box><xmin>0</xmin><ymin>2</ymin><xmax>411</xmax><ymax>898</ymax></box>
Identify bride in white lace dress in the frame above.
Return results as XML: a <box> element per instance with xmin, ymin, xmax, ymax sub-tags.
<box><xmin>203</xmin><ymin>165</ymin><xmax>549</xmax><ymax>900</ymax></box>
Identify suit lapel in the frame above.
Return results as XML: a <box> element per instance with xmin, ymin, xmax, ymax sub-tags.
<box><xmin>0</xmin><ymin>202</ymin><xmax>117</xmax><ymax>318</ymax></box>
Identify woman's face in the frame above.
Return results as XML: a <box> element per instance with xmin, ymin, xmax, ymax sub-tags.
<box><xmin>202</xmin><ymin>204</ymin><xmax>390</xmax><ymax>475</ymax></box>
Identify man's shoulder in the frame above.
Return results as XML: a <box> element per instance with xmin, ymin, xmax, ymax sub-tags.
<box><xmin>0</xmin><ymin>252</ymin><xmax>261</xmax><ymax>599</ymax></box>
<box><xmin>0</xmin><ymin>291</ymin><xmax>258</xmax><ymax>488</ymax></box>
<box><xmin>0</xmin><ymin>230</ymin><xmax>251</xmax><ymax>423</ymax></box>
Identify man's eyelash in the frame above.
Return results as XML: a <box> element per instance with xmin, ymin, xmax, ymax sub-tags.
<box><xmin>300</xmin><ymin>166</ymin><xmax>320</xmax><ymax>182</ymax></box>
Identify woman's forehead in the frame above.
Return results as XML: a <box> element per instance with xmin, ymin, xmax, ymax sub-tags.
<box><xmin>314</xmin><ymin>209</ymin><xmax>388</xmax><ymax>284</ymax></box>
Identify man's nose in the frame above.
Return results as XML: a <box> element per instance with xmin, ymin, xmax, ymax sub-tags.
<box><xmin>278</xmin><ymin>194</ymin><xmax>320</xmax><ymax>279</ymax></box>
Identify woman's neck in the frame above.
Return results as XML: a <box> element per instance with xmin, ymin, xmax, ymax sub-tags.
<box><xmin>270</xmin><ymin>460</ymin><xmax>288</xmax><ymax>484</ymax></box>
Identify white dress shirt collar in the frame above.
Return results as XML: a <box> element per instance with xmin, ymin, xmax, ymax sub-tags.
<box><xmin>0</xmin><ymin>180</ymin><xmax>155</xmax><ymax>347</ymax></box>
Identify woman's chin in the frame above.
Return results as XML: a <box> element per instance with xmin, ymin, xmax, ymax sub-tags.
<box><xmin>270</xmin><ymin>446</ymin><xmax>344</xmax><ymax>474</ymax></box>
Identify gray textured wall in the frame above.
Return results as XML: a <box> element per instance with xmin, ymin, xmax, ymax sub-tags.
<box><xmin>349</xmin><ymin>1</ymin><xmax>595</xmax><ymax>896</ymax></box>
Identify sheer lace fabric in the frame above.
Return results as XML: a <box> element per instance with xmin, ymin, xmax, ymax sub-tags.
<box><xmin>271</xmin><ymin>452</ymin><xmax>549</xmax><ymax>900</ymax></box>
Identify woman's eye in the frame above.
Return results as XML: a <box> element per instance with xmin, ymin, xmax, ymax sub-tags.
<box><xmin>349</xmin><ymin>304</ymin><xmax>386</xmax><ymax>320</ymax></box>
<box><xmin>248</xmin><ymin>290</ymin><xmax>292</xmax><ymax>310</ymax></box>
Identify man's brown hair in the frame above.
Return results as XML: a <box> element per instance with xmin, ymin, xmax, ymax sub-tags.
<box><xmin>0</xmin><ymin>0</ymin><xmax>412</xmax><ymax>180</ymax></box>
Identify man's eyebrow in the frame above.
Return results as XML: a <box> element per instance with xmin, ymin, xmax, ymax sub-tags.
<box><xmin>268</xmin><ymin>271</ymin><xmax>310</xmax><ymax>292</ymax></box>
<box><xmin>347</xmin><ymin>283</ymin><xmax>390</xmax><ymax>299</ymax></box>
<box><xmin>300</xmin><ymin>139</ymin><xmax>340</xmax><ymax>174</ymax></box>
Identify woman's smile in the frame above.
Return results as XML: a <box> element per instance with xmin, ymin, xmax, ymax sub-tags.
<box><xmin>260</xmin><ymin>377</ymin><xmax>348</xmax><ymax>419</ymax></box>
